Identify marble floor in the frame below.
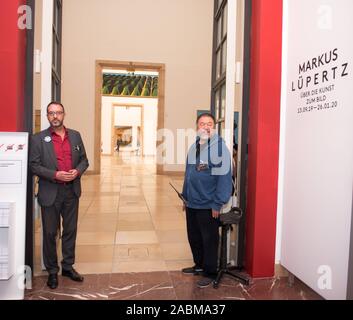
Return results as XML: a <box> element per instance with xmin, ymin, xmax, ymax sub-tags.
<box><xmin>34</xmin><ymin>153</ymin><xmax>193</xmax><ymax>275</ymax></box>
<box><xmin>30</xmin><ymin>153</ymin><xmax>323</xmax><ymax>300</ymax></box>
<box><xmin>25</xmin><ymin>271</ymin><xmax>323</xmax><ymax>300</ymax></box>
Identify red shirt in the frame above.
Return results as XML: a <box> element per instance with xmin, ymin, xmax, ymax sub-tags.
<box><xmin>50</xmin><ymin>128</ymin><xmax>73</xmax><ymax>173</ymax></box>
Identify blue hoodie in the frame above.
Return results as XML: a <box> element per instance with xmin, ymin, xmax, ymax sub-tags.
<box><xmin>182</xmin><ymin>134</ymin><xmax>232</xmax><ymax>211</ymax></box>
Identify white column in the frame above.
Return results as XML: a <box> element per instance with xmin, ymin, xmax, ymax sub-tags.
<box><xmin>276</xmin><ymin>0</ymin><xmax>290</xmax><ymax>264</ymax></box>
<box><xmin>224</xmin><ymin>0</ymin><xmax>238</xmax><ymax>265</ymax></box>
<box><xmin>132</xmin><ymin>126</ymin><xmax>138</xmax><ymax>149</ymax></box>
<box><xmin>224</xmin><ymin>0</ymin><xmax>237</xmax><ymax>152</ymax></box>
<box><xmin>40</xmin><ymin>0</ymin><xmax>54</xmax><ymax>130</ymax></box>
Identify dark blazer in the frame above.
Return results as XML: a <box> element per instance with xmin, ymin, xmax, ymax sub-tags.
<box><xmin>29</xmin><ymin>128</ymin><xmax>89</xmax><ymax>207</ymax></box>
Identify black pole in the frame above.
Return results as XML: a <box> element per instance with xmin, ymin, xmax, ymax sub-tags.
<box><xmin>24</xmin><ymin>0</ymin><xmax>35</xmax><ymax>273</ymax></box>
<box><xmin>210</xmin><ymin>0</ymin><xmax>218</xmax><ymax>115</ymax></box>
<box><xmin>347</xmin><ymin>184</ymin><xmax>353</xmax><ymax>299</ymax></box>
<box><xmin>236</xmin><ymin>0</ymin><xmax>252</xmax><ymax>269</ymax></box>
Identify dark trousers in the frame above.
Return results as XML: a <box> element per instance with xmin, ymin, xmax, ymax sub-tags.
<box><xmin>186</xmin><ymin>207</ymin><xmax>220</xmax><ymax>276</ymax></box>
<box><xmin>41</xmin><ymin>184</ymin><xmax>79</xmax><ymax>274</ymax></box>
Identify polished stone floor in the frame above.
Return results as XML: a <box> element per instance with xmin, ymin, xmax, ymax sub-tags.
<box><xmin>29</xmin><ymin>153</ymin><xmax>323</xmax><ymax>300</ymax></box>
<box><xmin>25</xmin><ymin>271</ymin><xmax>323</xmax><ymax>300</ymax></box>
<box><xmin>34</xmin><ymin>154</ymin><xmax>193</xmax><ymax>275</ymax></box>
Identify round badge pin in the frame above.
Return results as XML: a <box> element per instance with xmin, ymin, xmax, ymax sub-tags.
<box><xmin>44</xmin><ymin>136</ymin><xmax>52</xmax><ymax>143</ymax></box>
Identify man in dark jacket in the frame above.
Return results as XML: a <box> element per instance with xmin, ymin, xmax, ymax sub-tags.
<box><xmin>181</xmin><ymin>113</ymin><xmax>232</xmax><ymax>288</ymax></box>
<box><xmin>29</xmin><ymin>102</ymin><xmax>89</xmax><ymax>289</ymax></box>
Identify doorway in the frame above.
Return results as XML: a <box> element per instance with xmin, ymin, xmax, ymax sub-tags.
<box><xmin>94</xmin><ymin>61</ymin><xmax>165</xmax><ymax>175</ymax></box>
<box><xmin>70</xmin><ymin>61</ymin><xmax>192</xmax><ymax>275</ymax></box>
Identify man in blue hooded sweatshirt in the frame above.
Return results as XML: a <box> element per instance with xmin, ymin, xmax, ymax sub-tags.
<box><xmin>181</xmin><ymin>112</ymin><xmax>232</xmax><ymax>288</ymax></box>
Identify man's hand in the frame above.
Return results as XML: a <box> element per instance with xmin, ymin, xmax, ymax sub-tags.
<box><xmin>68</xmin><ymin>169</ymin><xmax>79</xmax><ymax>180</ymax></box>
<box><xmin>56</xmin><ymin>169</ymin><xmax>79</xmax><ymax>182</ymax></box>
<box><xmin>56</xmin><ymin>171</ymin><xmax>74</xmax><ymax>182</ymax></box>
<box><xmin>212</xmin><ymin>209</ymin><xmax>220</xmax><ymax>219</ymax></box>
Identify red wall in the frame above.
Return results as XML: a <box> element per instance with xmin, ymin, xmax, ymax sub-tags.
<box><xmin>245</xmin><ymin>0</ymin><xmax>283</xmax><ymax>277</ymax></box>
<box><xmin>0</xmin><ymin>0</ymin><xmax>27</xmax><ymax>132</ymax></box>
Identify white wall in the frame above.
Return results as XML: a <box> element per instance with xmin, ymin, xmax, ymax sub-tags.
<box><xmin>278</xmin><ymin>0</ymin><xmax>353</xmax><ymax>299</ymax></box>
<box><xmin>114</xmin><ymin>107</ymin><xmax>141</xmax><ymax>127</ymax></box>
<box><xmin>101</xmin><ymin>96</ymin><xmax>158</xmax><ymax>155</ymax></box>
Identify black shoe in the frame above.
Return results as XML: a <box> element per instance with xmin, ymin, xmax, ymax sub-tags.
<box><xmin>182</xmin><ymin>265</ymin><xmax>203</xmax><ymax>275</ymax></box>
<box><xmin>47</xmin><ymin>274</ymin><xmax>58</xmax><ymax>289</ymax></box>
<box><xmin>62</xmin><ymin>268</ymin><xmax>84</xmax><ymax>282</ymax></box>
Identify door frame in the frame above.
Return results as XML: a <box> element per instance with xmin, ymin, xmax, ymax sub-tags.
<box><xmin>110</xmin><ymin>104</ymin><xmax>144</xmax><ymax>156</ymax></box>
<box><xmin>95</xmin><ymin>60</ymin><xmax>165</xmax><ymax>174</ymax></box>
<box><xmin>26</xmin><ymin>0</ymin><xmax>36</xmax><ymax>274</ymax></box>
<box><xmin>237</xmin><ymin>0</ymin><xmax>252</xmax><ymax>268</ymax></box>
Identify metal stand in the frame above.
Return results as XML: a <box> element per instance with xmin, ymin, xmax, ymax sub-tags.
<box><xmin>213</xmin><ymin>208</ymin><xmax>250</xmax><ymax>288</ymax></box>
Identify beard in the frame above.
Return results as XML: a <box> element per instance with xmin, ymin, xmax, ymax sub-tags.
<box><xmin>197</xmin><ymin>128</ymin><xmax>213</xmax><ymax>140</ymax></box>
<box><xmin>50</xmin><ymin>118</ymin><xmax>63</xmax><ymax>128</ymax></box>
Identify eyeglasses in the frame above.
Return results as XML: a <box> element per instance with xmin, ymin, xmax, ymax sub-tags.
<box><xmin>47</xmin><ymin>111</ymin><xmax>64</xmax><ymax>117</ymax></box>
<box><xmin>198</xmin><ymin>122</ymin><xmax>214</xmax><ymax>128</ymax></box>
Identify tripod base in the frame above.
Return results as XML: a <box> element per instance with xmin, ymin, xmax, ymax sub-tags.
<box><xmin>213</xmin><ymin>266</ymin><xmax>250</xmax><ymax>288</ymax></box>
<box><xmin>215</xmin><ymin>209</ymin><xmax>250</xmax><ymax>289</ymax></box>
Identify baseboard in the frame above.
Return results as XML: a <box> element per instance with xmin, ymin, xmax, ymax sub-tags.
<box><xmin>275</xmin><ymin>263</ymin><xmax>289</xmax><ymax>277</ymax></box>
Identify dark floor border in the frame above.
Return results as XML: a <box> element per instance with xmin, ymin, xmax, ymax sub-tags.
<box><xmin>347</xmin><ymin>183</ymin><xmax>353</xmax><ymax>300</ymax></box>
<box><xmin>25</xmin><ymin>0</ymin><xmax>35</xmax><ymax>272</ymax></box>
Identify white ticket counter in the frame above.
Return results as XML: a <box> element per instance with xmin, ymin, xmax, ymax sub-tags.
<box><xmin>0</xmin><ymin>132</ymin><xmax>28</xmax><ymax>300</ymax></box>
